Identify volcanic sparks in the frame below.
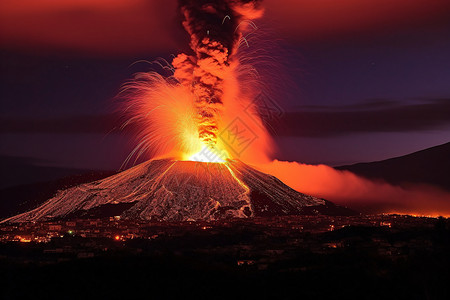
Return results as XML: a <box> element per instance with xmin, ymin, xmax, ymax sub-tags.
<box><xmin>119</xmin><ymin>0</ymin><xmax>271</xmax><ymax>167</ymax></box>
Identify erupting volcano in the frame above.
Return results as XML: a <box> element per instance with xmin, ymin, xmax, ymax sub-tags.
<box><xmin>3</xmin><ymin>0</ymin><xmax>355</xmax><ymax>223</ymax></box>
<box><xmin>4</xmin><ymin>159</ymin><xmax>353</xmax><ymax>223</ymax></box>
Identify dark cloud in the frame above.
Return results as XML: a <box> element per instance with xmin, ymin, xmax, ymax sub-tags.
<box><xmin>1</xmin><ymin>98</ymin><xmax>449</xmax><ymax>137</ymax></box>
<box><xmin>294</xmin><ymin>99</ymin><xmax>400</xmax><ymax>111</ymax></box>
<box><xmin>0</xmin><ymin>114</ymin><xmax>117</xmax><ymax>134</ymax></box>
<box><xmin>275</xmin><ymin>98</ymin><xmax>450</xmax><ymax>137</ymax></box>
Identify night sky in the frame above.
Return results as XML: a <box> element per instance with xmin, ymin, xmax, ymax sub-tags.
<box><xmin>1</xmin><ymin>0</ymin><xmax>450</xmax><ymax>175</ymax></box>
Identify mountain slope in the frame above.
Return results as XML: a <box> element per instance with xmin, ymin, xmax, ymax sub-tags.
<box><xmin>3</xmin><ymin>159</ymin><xmax>354</xmax><ymax>223</ymax></box>
<box><xmin>0</xmin><ymin>171</ymin><xmax>116</xmax><ymax>220</ymax></box>
<box><xmin>337</xmin><ymin>142</ymin><xmax>450</xmax><ymax>190</ymax></box>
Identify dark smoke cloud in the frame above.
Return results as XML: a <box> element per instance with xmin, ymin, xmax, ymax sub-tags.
<box><xmin>172</xmin><ymin>0</ymin><xmax>263</xmax><ymax>145</ymax></box>
<box><xmin>275</xmin><ymin>99</ymin><xmax>450</xmax><ymax>137</ymax></box>
<box><xmin>1</xmin><ymin>98</ymin><xmax>449</xmax><ymax>135</ymax></box>
<box><xmin>0</xmin><ymin>114</ymin><xmax>115</xmax><ymax>134</ymax></box>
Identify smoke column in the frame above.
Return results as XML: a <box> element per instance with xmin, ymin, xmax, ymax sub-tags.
<box><xmin>173</xmin><ymin>0</ymin><xmax>263</xmax><ymax>147</ymax></box>
<box><xmin>119</xmin><ymin>0</ymin><xmax>272</xmax><ymax>165</ymax></box>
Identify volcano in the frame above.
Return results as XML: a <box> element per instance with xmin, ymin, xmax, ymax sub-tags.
<box><xmin>3</xmin><ymin>159</ymin><xmax>354</xmax><ymax>223</ymax></box>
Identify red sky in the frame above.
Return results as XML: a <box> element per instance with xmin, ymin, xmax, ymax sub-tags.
<box><xmin>1</xmin><ymin>0</ymin><xmax>449</xmax><ymax>55</ymax></box>
<box><xmin>264</xmin><ymin>0</ymin><xmax>450</xmax><ymax>41</ymax></box>
<box><xmin>0</xmin><ymin>0</ymin><xmax>178</xmax><ymax>55</ymax></box>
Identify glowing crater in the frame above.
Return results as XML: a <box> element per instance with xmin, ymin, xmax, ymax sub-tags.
<box><xmin>187</xmin><ymin>145</ymin><xmax>229</xmax><ymax>163</ymax></box>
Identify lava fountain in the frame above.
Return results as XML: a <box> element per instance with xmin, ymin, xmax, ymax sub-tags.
<box><xmin>119</xmin><ymin>0</ymin><xmax>272</xmax><ymax>166</ymax></box>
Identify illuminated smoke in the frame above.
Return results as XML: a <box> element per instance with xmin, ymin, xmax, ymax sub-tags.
<box><xmin>173</xmin><ymin>0</ymin><xmax>263</xmax><ymax>147</ymax></box>
<box><xmin>119</xmin><ymin>0</ymin><xmax>272</xmax><ymax>165</ymax></box>
<box><xmin>257</xmin><ymin>160</ymin><xmax>450</xmax><ymax>217</ymax></box>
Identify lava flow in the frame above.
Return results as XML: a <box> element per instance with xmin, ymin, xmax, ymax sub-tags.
<box><xmin>3</xmin><ymin>159</ymin><xmax>354</xmax><ymax>223</ymax></box>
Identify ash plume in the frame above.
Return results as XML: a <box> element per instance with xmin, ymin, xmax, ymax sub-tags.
<box><xmin>173</xmin><ymin>0</ymin><xmax>263</xmax><ymax>146</ymax></box>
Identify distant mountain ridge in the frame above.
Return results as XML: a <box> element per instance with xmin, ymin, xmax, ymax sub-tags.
<box><xmin>0</xmin><ymin>171</ymin><xmax>116</xmax><ymax>220</ymax></box>
<box><xmin>337</xmin><ymin>142</ymin><xmax>450</xmax><ymax>191</ymax></box>
<box><xmin>0</xmin><ymin>155</ymin><xmax>96</xmax><ymax>189</ymax></box>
